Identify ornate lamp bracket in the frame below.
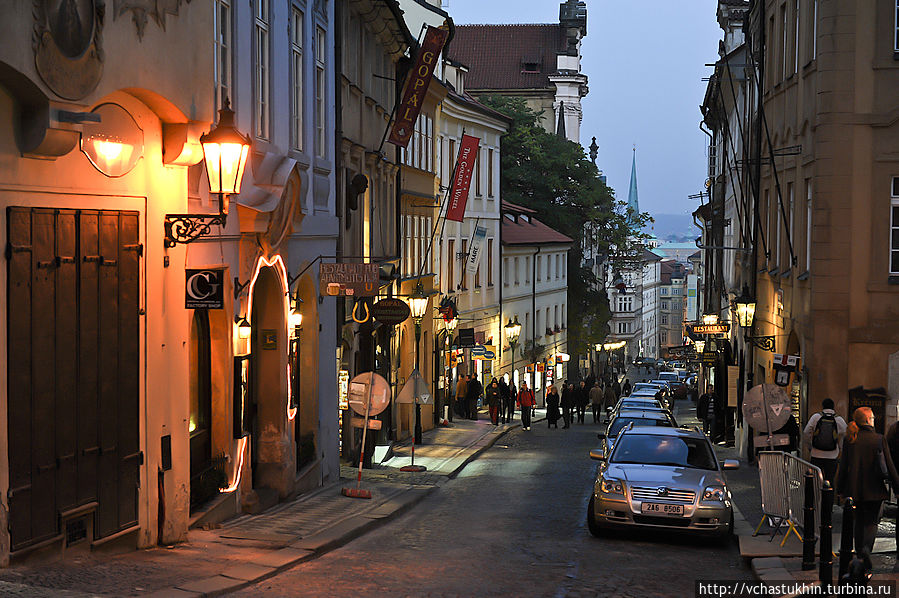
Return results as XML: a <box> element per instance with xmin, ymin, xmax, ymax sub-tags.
<box><xmin>164</xmin><ymin>213</ymin><xmax>227</xmax><ymax>248</ymax></box>
<box><xmin>746</xmin><ymin>335</ymin><xmax>775</xmax><ymax>352</ymax></box>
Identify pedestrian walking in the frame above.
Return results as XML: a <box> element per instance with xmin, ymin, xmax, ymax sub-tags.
<box><xmin>545</xmin><ymin>384</ymin><xmax>561</xmax><ymax>429</ymax></box>
<box><xmin>612</xmin><ymin>377</ymin><xmax>621</xmax><ymax>400</ymax></box>
<box><xmin>698</xmin><ymin>386</ymin><xmax>714</xmax><ymax>436</ymax></box>
<box><xmin>466</xmin><ymin>374</ymin><xmax>483</xmax><ymax>421</ymax></box>
<box><xmin>561</xmin><ymin>382</ymin><xmax>575</xmax><ymax>429</ymax></box>
<box><xmin>517</xmin><ymin>382</ymin><xmax>535</xmax><ymax>431</ymax></box>
<box><xmin>589</xmin><ymin>380</ymin><xmax>603</xmax><ymax>424</ymax></box>
<box><xmin>455</xmin><ymin>374</ymin><xmax>468</xmax><ymax>420</ymax></box>
<box><xmin>498</xmin><ymin>378</ymin><xmax>511</xmax><ymax>424</ymax></box>
<box><xmin>486</xmin><ymin>378</ymin><xmax>501</xmax><ymax>425</ymax></box>
<box><xmin>602</xmin><ymin>381</ymin><xmax>617</xmax><ymax>422</ymax></box>
<box><xmin>576</xmin><ymin>380</ymin><xmax>588</xmax><ymax>424</ymax></box>
<box><xmin>622</xmin><ymin>378</ymin><xmax>631</xmax><ymax>397</ymax></box>
<box><xmin>803</xmin><ymin>398</ymin><xmax>847</xmax><ymax>488</ymax></box>
<box><xmin>836</xmin><ymin>407</ymin><xmax>899</xmax><ymax>573</ymax></box>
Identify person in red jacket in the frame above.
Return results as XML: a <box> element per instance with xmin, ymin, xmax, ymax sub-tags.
<box><xmin>517</xmin><ymin>381</ymin><xmax>535</xmax><ymax>431</ymax></box>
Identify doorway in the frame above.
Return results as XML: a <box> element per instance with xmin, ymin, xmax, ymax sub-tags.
<box><xmin>189</xmin><ymin>310</ymin><xmax>214</xmax><ymax>508</ymax></box>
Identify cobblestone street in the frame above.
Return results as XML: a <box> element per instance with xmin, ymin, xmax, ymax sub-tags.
<box><xmin>235</xmin><ymin>411</ymin><xmax>753</xmax><ymax>598</ymax></box>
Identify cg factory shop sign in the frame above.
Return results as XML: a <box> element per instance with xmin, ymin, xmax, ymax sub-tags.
<box><xmin>185</xmin><ymin>269</ymin><xmax>225</xmax><ymax>309</ymax></box>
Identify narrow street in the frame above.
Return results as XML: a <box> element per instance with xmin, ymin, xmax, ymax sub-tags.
<box><xmin>235</xmin><ymin>403</ymin><xmax>752</xmax><ymax>597</ymax></box>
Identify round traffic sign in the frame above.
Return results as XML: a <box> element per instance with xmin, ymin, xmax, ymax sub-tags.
<box><xmin>347</xmin><ymin>372</ymin><xmax>390</xmax><ymax>416</ymax></box>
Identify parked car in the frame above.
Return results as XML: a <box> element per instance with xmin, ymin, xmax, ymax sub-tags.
<box><xmin>609</xmin><ymin>396</ymin><xmax>670</xmax><ymax>417</ymax></box>
<box><xmin>596</xmin><ymin>410</ymin><xmax>677</xmax><ymax>457</ymax></box>
<box><xmin>627</xmin><ymin>389</ymin><xmax>670</xmax><ymax>411</ymax></box>
<box><xmin>587</xmin><ymin>426</ymin><xmax>739</xmax><ymax>539</ymax></box>
<box><xmin>657</xmin><ymin>372</ymin><xmax>687</xmax><ymax>400</ymax></box>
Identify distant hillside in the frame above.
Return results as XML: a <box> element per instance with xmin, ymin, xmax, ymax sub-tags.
<box><xmin>644</xmin><ymin>213</ymin><xmax>698</xmax><ymax>243</ymax></box>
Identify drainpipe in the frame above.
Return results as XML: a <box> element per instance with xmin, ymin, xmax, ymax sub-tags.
<box><xmin>533</xmin><ymin>246</ymin><xmax>541</xmax><ymax>393</ymax></box>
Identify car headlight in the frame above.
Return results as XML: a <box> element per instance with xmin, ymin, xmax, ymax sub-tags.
<box><xmin>702</xmin><ymin>486</ymin><xmax>727</xmax><ymax>502</ymax></box>
<box><xmin>601</xmin><ymin>478</ymin><xmax>624</xmax><ymax>496</ymax></box>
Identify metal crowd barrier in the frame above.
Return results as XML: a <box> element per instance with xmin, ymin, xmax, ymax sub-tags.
<box><xmin>754</xmin><ymin>451</ymin><xmax>823</xmax><ymax>546</ymax></box>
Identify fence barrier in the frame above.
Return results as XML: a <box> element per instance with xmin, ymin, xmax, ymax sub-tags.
<box><xmin>754</xmin><ymin>451</ymin><xmax>823</xmax><ymax>546</ymax></box>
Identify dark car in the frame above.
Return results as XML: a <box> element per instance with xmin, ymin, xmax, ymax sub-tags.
<box><xmin>597</xmin><ymin>409</ymin><xmax>677</xmax><ymax>457</ymax></box>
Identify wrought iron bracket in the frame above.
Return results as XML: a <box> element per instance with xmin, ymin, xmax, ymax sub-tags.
<box><xmin>163</xmin><ymin>214</ymin><xmax>227</xmax><ymax>248</ymax></box>
<box><xmin>746</xmin><ymin>335</ymin><xmax>775</xmax><ymax>351</ymax></box>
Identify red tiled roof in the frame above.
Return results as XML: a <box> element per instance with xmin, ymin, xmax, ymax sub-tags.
<box><xmin>502</xmin><ymin>212</ymin><xmax>572</xmax><ymax>246</ymax></box>
<box><xmin>449</xmin><ymin>24</ymin><xmax>566</xmax><ymax>90</ymax></box>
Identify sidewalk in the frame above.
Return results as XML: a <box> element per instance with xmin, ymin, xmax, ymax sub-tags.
<box><xmin>0</xmin><ymin>414</ymin><xmax>533</xmax><ymax>598</ymax></box>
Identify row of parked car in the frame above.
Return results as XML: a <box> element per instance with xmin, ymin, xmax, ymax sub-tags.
<box><xmin>587</xmin><ymin>390</ymin><xmax>739</xmax><ymax>541</ymax></box>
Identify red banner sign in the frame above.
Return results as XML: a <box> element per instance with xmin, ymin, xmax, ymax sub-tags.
<box><xmin>445</xmin><ymin>134</ymin><xmax>480</xmax><ymax>222</ymax></box>
<box><xmin>388</xmin><ymin>26</ymin><xmax>448</xmax><ymax>148</ymax></box>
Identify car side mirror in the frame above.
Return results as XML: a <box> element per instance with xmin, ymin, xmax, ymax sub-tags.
<box><xmin>589</xmin><ymin>448</ymin><xmax>606</xmax><ymax>461</ymax></box>
<box><xmin>722</xmin><ymin>459</ymin><xmax>740</xmax><ymax>470</ymax></box>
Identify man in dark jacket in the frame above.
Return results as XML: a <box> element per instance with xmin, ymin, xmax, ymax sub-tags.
<box><xmin>837</xmin><ymin>407</ymin><xmax>899</xmax><ymax>572</ymax></box>
<box><xmin>466</xmin><ymin>374</ymin><xmax>483</xmax><ymax>421</ymax></box>
<box><xmin>560</xmin><ymin>382</ymin><xmax>574</xmax><ymax>428</ymax></box>
<box><xmin>697</xmin><ymin>387</ymin><xmax>713</xmax><ymax>436</ymax></box>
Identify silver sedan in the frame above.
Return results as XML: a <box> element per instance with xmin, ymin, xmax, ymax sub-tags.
<box><xmin>587</xmin><ymin>426</ymin><xmax>739</xmax><ymax>539</ymax></box>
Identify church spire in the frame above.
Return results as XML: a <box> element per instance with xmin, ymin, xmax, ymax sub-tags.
<box><xmin>627</xmin><ymin>146</ymin><xmax>639</xmax><ymax>219</ymax></box>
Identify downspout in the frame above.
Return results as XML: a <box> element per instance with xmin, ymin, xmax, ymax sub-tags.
<box><xmin>699</xmin><ymin>120</ymin><xmax>714</xmax><ymax>315</ymax></box>
<box><xmin>533</xmin><ymin>245</ymin><xmax>541</xmax><ymax>381</ymax></box>
<box><xmin>334</xmin><ymin>0</ymin><xmax>344</xmax><ymax>335</ymax></box>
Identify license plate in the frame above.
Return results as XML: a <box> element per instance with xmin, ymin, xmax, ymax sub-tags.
<box><xmin>641</xmin><ymin>502</ymin><xmax>684</xmax><ymax>516</ymax></box>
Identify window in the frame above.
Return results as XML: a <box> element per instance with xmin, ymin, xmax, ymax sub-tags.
<box><xmin>891</xmin><ymin>177</ymin><xmax>899</xmax><ymax>274</ymax></box>
<box><xmin>537</xmin><ymin>310</ymin><xmax>543</xmax><ymax>339</ymax></box>
<box><xmin>661</xmin><ymin>314</ymin><xmax>668</xmax><ymax>325</ymax></box>
<box><xmin>475</xmin><ymin>150</ymin><xmax>481</xmax><ymax>196</ymax></box>
<box><xmin>449</xmin><ymin>138</ymin><xmax>456</xmax><ymax>176</ymax></box>
<box><xmin>461</xmin><ymin>238</ymin><xmax>468</xmax><ymax>290</ymax></box>
<box><xmin>617</xmin><ymin>296</ymin><xmax>632</xmax><ymax>312</ymax></box>
<box><xmin>315</xmin><ymin>27</ymin><xmax>326</xmax><ymax>157</ymax></box>
<box><xmin>768</xmin><ymin>15</ymin><xmax>776</xmax><ymax>80</ymax></box>
<box><xmin>794</xmin><ymin>0</ymin><xmax>800</xmax><ymax>73</ymax></box>
<box><xmin>254</xmin><ymin>0</ymin><xmax>270</xmax><ymax>139</ymax></box>
<box><xmin>554</xmin><ymin>305</ymin><xmax>559</xmax><ymax>329</ymax></box>
<box><xmin>661</xmin><ymin>300</ymin><xmax>669</xmax><ymax>311</ymax></box>
<box><xmin>487</xmin><ymin>148</ymin><xmax>494</xmax><ymax>197</ymax></box>
<box><xmin>555</xmin><ymin>254</ymin><xmax>560</xmax><ymax>279</ymax></box>
<box><xmin>660</xmin><ymin>287</ymin><xmax>669</xmax><ymax>296</ymax></box>
<box><xmin>536</xmin><ymin>255</ymin><xmax>542</xmax><ymax>281</ymax></box>
<box><xmin>672</xmin><ymin>287</ymin><xmax>681</xmax><ymax>295</ymax></box>
<box><xmin>562</xmin><ymin>254</ymin><xmax>566</xmax><ymax>278</ymax></box>
<box><xmin>546</xmin><ymin>254</ymin><xmax>552</xmax><ymax>280</ymax></box>
<box><xmin>487</xmin><ymin>238</ymin><xmax>494</xmax><ymax>286</ymax></box>
<box><xmin>290</xmin><ymin>7</ymin><xmax>304</xmax><ymax>151</ymax></box>
<box><xmin>781</xmin><ymin>4</ymin><xmax>788</xmax><ymax>80</ymax></box>
<box><xmin>475</xmin><ymin>258</ymin><xmax>481</xmax><ymax>288</ymax></box>
<box><xmin>514</xmin><ymin>256</ymin><xmax>519</xmax><ymax>285</ymax></box>
<box><xmin>813</xmin><ymin>0</ymin><xmax>818</xmax><ymax>58</ymax></box>
<box><xmin>788</xmin><ymin>182</ymin><xmax>794</xmax><ymax>269</ymax></box>
<box><xmin>895</xmin><ymin>0</ymin><xmax>899</xmax><ymax>53</ymax></box>
<box><xmin>562</xmin><ymin>303</ymin><xmax>566</xmax><ymax>327</ymax></box>
<box><xmin>661</xmin><ymin>331</ymin><xmax>668</xmax><ymax>344</ymax></box>
<box><xmin>214</xmin><ymin>0</ymin><xmax>232</xmax><ymax>113</ymax></box>
<box><xmin>525</xmin><ymin>256</ymin><xmax>531</xmax><ymax>284</ymax></box>
<box><xmin>448</xmin><ymin>239</ymin><xmax>455</xmax><ymax>293</ymax></box>
<box><xmin>617</xmin><ymin>321</ymin><xmax>631</xmax><ymax>335</ymax></box>
<box><xmin>503</xmin><ymin>257</ymin><xmax>509</xmax><ymax>287</ymax></box>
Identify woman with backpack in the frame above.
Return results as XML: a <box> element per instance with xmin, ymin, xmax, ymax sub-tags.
<box><xmin>803</xmin><ymin>398</ymin><xmax>847</xmax><ymax>488</ymax></box>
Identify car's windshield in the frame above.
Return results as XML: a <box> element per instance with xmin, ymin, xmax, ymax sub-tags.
<box><xmin>611</xmin><ymin>434</ymin><xmax>718</xmax><ymax>470</ymax></box>
<box><xmin>608</xmin><ymin>417</ymin><xmax>671</xmax><ymax>437</ymax></box>
<box><xmin>632</xmin><ymin>383</ymin><xmax>660</xmax><ymax>391</ymax></box>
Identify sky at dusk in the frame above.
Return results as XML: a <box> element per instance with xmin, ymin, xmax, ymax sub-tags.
<box><xmin>444</xmin><ymin>0</ymin><xmax>722</xmax><ymax>218</ymax></box>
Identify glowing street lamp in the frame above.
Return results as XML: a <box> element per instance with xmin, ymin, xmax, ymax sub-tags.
<box><xmin>407</xmin><ymin>284</ymin><xmax>429</xmax><ymax>444</ymax></box>
<box><xmin>733</xmin><ymin>286</ymin><xmax>757</xmax><ymax>329</ymax></box>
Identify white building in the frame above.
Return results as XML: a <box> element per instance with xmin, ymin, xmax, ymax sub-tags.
<box><xmin>500</xmin><ymin>202</ymin><xmax>572</xmax><ymax>397</ymax></box>
<box><xmin>437</xmin><ymin>71</ymin><xmax>511</xmax><ymax>390</ymax></box>
<box><xmin>641</xmin><ymin>249</ymin><xmax>664</xmax><ymax>360</ymax></box>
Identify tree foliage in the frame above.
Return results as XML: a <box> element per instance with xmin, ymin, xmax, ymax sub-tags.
<box><xmin>480</xmin><ymin>95</ymin><xmax>651</xmax><ymax>362</ymax></box>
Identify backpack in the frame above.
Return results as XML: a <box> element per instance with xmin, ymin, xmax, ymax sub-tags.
<box><xmin>812</xmin><ymin>413</ymin><xmax>839</xmax><ymax>451</ymax></box>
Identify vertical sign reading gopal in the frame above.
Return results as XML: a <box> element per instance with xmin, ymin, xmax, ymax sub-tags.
<box><xmin>445</xmin><ymin>134</ymin><xmax>480</xmax><ymax>222</ymax></box>
<box><xmin>388</xmin><ymin>26</ymin><xmax>448</xmax><ymax>148</ymax></box>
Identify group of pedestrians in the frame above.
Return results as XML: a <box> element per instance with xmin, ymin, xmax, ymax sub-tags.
<box><xmin>544</xmin><ymin>375</ymin><xmax>620</xmax><ymax>429</ymax></box>
<box><xmin>453</xmin><ymin>374</ymin><xmax>483</xmax><ymax>421</ymax></box>
<box><xmin>453</xmin><ymin>373</ymin><xmax>536</xmax><ymax>429</ymax></box>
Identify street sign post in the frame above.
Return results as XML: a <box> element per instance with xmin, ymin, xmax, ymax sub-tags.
<box><xmin>742</xmin><ymin>384</ymin><xmax>792</xmax><ymax>451</ymax></box>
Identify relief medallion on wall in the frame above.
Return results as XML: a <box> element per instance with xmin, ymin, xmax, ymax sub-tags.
<box><xmin>33</xmin><ymin>0</ymin><xmax>105</xmax><ymax>100</ymax></box>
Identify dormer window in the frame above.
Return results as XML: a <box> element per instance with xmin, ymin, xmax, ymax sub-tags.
<box><xmin>521</xmin><ymin>214</ymin><xmax>530</xmax><ymax>223</ymax></box>
<box><xmin>520</xmin><ymin>57</ymin><xmax>541</xmax><ymax>74</ymax></box>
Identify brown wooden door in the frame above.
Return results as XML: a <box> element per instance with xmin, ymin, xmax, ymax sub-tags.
<box><xmin>7</xmin><ymin>208</ymin><xmax>140</xmax><ymax>551</ymax></box>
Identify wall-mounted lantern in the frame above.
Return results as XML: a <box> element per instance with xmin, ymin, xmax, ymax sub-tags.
<box><xmin>164</xmin><ymin>97</ymin><xmax>251</xmax><ymax>248</ymax></box>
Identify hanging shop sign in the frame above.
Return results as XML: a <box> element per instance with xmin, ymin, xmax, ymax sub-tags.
<box><xmin>320</xmin><ymin>262</ymin><xmax>379</xmax><ymax>296</ymax></box>
<box><xmin>465</xmin><ymin>225</ymin><xmax>488</xmax><ymax>273</ymax></box>
<box><xmin>457</xmin><ymin>327</ymin><xmax>476</xmax><ymax>348</ymax></box>
<box><xmin>185</xmin><ymin>268</ymin><xmax>225</xmax><ymax>309</ymax></box>
<box><xmin>689</xmin><ymin>322</ymin><xmax>730</xmax><ymax>335</ymax></box>
<box><xmin>388</xmin><ymin>25</ymin><xmax>448</xmax><ymax>148</ymax></box>
<box><xmin>371</xmin><ymin>298</ymin><xmax>411</xmax><ymax>325</ymax></box>
<box><xmin>445</xmin><ymin>134</ymin><xmax>481</xmax><ymax>222</ymax></box>
<box><xmin>772</xmin><ymin>353</ymin><xmax>800</xmax><ymax>387</ymax></box>
<box><xmin>700</xmin><ymin>351</ymin><xmax>718</xmax><ymax>365</ymax></box>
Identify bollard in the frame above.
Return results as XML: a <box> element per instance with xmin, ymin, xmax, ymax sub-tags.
<box><xmin>838</xmin><ymin>497</ymin><xmax>855</xmax><ymax>582</ymax></box>
<box><xmin>819</xmin><ymin>481</ymin><xmax>834</xmax><ymax>590</ymax></box>
<box><xmin>802</xmin><ymin>470</ymin><xmax>816</xmax><ymax>571</ymax></box>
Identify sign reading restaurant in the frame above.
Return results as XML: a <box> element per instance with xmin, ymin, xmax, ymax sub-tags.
<box><xmin>689</xmin><ymin>323</ymin><xmax>731</xmax><ymax>335</ymax></box>
<box><xmin>319</xmin><ymin>262</ymin><xmax>379</xmax><ymax>296</ymax></box>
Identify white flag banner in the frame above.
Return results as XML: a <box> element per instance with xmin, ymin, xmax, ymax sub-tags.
<box><xmin>465</xmin><ymin>225</ymin><xmax>488</xmax><ymax>274</ymax></box>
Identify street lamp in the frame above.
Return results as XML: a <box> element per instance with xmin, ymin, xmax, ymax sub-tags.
<box><xmin>407</xmin><ymin>284</ymin><xmax>429</xmax><ymax>444</ymax></box>
<box><xmin>732</xmin><ymin>285</ymin><xmax>774</xmax><ymax>351</ymax></box>
<box><xmin>289</xmin><ymin>295</ymin><xmax>304</xmax><ymax>330</ymax></box>
<box><xmin>694</xmin><ymin>339</ymin><xmax>706</xmax><ymax>354</ymax></box>
<box><xmin>504</xmin><ymin>316</ymin><xmax>522</xmax><ymax>386</ymax></box>
<box><xmin>165</xmin><ymin>97</ymin><xmax>251</xmax><ymax>247</ymax></box>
